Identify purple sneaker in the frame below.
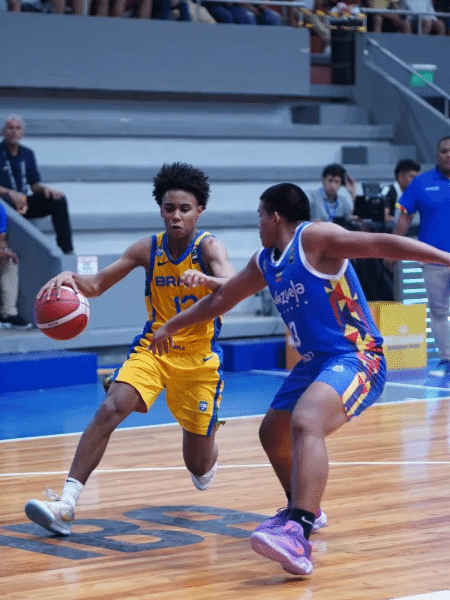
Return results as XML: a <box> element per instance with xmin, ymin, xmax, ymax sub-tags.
<box><xmin>254</xmin><ymin>507</ymin><xmax>290</xmax><ymax>533</ymax></box>
<box><xmin>254</xmin><ymin>506</ymin><xmax>326</xmax><ymax>534</ymax></box>
<box><xmin>250</xmin><ymin>519</ymin><xmax>313</xmax><ymax>576</ymax></box>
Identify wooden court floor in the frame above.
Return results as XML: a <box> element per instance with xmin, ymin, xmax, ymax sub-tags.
<box><xmin>1</xmin><ymin>390</ymin><xmax>450</xmax><ymax>600</ymax></box>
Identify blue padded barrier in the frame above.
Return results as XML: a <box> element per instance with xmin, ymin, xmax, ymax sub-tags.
<box><xmin>0</xmin><ymin>350</ymin><xmax>98</xmax><ymax>393</ymax></box>
<box><xmin>220</xmin><ymin>337</ymin><xmax>285</xmax><ymax>372</ymax></box>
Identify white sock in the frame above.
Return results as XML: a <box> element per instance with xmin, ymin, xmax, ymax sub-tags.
<box><xmin>61</xmin><ymin>477</ymin><xmax>84</xmax><ymax>507</ymax></box>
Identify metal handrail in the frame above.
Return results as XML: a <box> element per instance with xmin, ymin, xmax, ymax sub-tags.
<box><xmin>365</xmin><ymin>35</ymin><xmax>450</xmax><ymax>120</ymax></box>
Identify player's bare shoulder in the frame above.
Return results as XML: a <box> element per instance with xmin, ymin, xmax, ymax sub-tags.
<box><xmin>202</xmin><ymin>234</ymin><xmax>227</xmax><ymax>253</ymax></box>
<box><xmin>301</xmin><ymin>221</ymin><xmax>344</xmax><ymax>253</ymax></box>
<box><xmin>200</xmin><ymin>234</ymin><xmax>229</xmax><ymax>263</ymax></box>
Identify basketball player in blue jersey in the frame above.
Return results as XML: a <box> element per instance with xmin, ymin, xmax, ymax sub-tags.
<box><xmin>149</xmin><ymin>182</ymin><xmax>450</xmax><ymax>576</ymax></box>
<box><xmin>24</xmin><ymin>162</ymin><xmax>235</xmax><ymax>536</ymax></box>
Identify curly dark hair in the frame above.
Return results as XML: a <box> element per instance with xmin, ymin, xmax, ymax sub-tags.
<box><xmin>152</xmin><ymin>162</ymin><xmax>210</xmax><ymax>208</ymax></box>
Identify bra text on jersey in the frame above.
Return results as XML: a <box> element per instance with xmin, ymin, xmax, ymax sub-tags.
<box><xmin>155</xmin><ymin>276</ymin><xmax>183</xmax><ymax>287</ymax></box>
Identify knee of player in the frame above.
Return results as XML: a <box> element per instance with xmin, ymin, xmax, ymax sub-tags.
<box><xmin>95</xmin><ymin>393</ymin><xmax>134</xmax><ymax>428</ymax></box>
<box><xmin>290</xmin><ymin>408</ymin><xmax>321</xmax><ymax>437</ymax></box>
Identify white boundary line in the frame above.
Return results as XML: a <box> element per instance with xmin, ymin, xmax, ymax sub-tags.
<box><xmin>2</xmin><ymin>459</ymin><xmax>450</xmax><ymax>479</ymax></box>
<box><xmin>394</xmin><ymin>593</ymin><xmax>450</xmax><ymax>600</ymax></box>
<box><xmin>2</xmin><ymin>387</ymin><xmax>450</xmax><ymax>446</ymax></box>
<box><xmin>0</xmin><ymin>413</ymin><xmax>267</xmax><ymax>445</ymax></box>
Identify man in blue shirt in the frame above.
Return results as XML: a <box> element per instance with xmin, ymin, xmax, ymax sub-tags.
<box><xmin>0</xmin><ymin>202</ymin><xmax>31</xmax><ymax>329</ymax></box>
<box><xmin>393</xmin><ymin>136</ymin><xmax>450</xmax><ymax>376</ymax></box>
<box><xmin>0</xmin><ymin>115</ymin><xmax>73</xmax><ymax>255</ymax></box>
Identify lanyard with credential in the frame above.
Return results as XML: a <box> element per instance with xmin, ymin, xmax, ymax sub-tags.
<box><xmin>321</xmin><ymin>188</ymin><xmax>339</xmax><ymax>221</ymax></box>
<box><xmin>3</xmin><ymin>151</ymin><xmax>28</xmax><ymax>193</ymax></box>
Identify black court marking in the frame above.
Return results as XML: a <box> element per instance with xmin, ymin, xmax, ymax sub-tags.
<box><xmin>2</xmin><ymin>505</ymin><xmax>266</xmax><ymax>560</ymax></box>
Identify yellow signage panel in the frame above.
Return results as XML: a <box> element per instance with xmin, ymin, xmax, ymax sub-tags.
<box><xmin>369</xmin><ymin>302</ymin><xmax>427</xmax><ymax>370</ymax></box>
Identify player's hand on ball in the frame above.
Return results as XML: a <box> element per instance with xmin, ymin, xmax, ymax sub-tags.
<box><xmin>149</xmin><ymin>324</ymin><xmax>175</xmax><ymax>356</ymax></box>
<box><xmin>37</xmin><ymin>271</ymin><xmax>78</xmax><ymax>300</ymax></box>
<box><xmin>34</xmin><ymin>285</ymin><xmax>90</xmax><ymax>340</ymax></box>
<box><xmin>181</xmin><ymin>269</ymin><xmax>210</xmax><ymax>289</ymax></box>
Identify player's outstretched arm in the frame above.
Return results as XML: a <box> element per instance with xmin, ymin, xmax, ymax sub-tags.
<box><xmin>37</xmin><ymin>238</ymin><xmax>150</xmax><ymax>299</ymax></box>
<box><xmin>305</xmin><ymin>222</ymin><xmax>450</xmax><ymax>266</ymax></box>
<box><xmin>150</xmin><ymin>254</ymin><xmax>267</xmax><ymax>355</ymax></box>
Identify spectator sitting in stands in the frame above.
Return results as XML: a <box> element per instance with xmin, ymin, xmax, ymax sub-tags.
<box><xmin>299</xmin><ymin>0</ymin><xmax>332</xmax><ymax>54</ymax></box>
<box><xmin>181</xmin><ymin>0</ymin><xmax>216</xmax><ymax>21</ymax></box>
<box><xmin>9</xmin><ymin>0</ymin><xmax>98</xmax><ymax>13</ymax></box>
<box><xmin>381</xmin><ymin>158</ymin><xmax>420</xmax><ymax>228</ymax></box>
<box><xmin>241</xmin><ymin>2</ymin><xmax>283</xmax><ymax>24</ymax></box>
<box><xmin>0</xmin><ymin>115</ymin><xmax>74</xmax><ymax>255</ymax></box>
<box><xmin>364</xmin><ymin>0</ymin><xmax>411</xmax><ymax>32</ymax></box>
<box><xmin>433</xmin><ymin>0</ymin><xmax>450</xmax><ymax>33</ymax></box>
<box><xmin>399</xmin><ymin>0</ymin><xmax>446</xmax><ymax>33</ymax></box>
<box><xmin>7</xmin><ymin>0</ymin><xmax>21</xmax><ymax>10</ymax></box>
<box><xmin>56</xmin><ymin>0</ymin><xmax>114</xmax><ymax>15</ymax></box>
<box><xmin>110</xmin><ymin>0</ymin><xmax>193</xmax><ymax>19</ymax></box>
<box><xmin>0</xmin><ymin>201</ymin><xmax>32</xmax><ymax>329</ymax></box>
<box><xmin>110</xmin><ymin>0</ymin><xmax>153</xmax><ymax>18</ymax></box>
<box><xmin>201</xmin><ymin>1</ymin><xmax>276</xmax><ymax>23</ymax></box>
<box><xmin>306</xmin><ymin>163</ymin><xmax>357</xmax><ymax>223</ymax></box>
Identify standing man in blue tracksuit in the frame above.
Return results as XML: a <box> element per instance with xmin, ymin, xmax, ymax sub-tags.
<box><xmin>393</xmin><ymin>136</ymin><xmax>450</xmax><ymax>377</ymax></box>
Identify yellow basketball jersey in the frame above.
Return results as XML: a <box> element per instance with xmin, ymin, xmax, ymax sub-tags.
<box><xmin>137</xmin><ymin>230</ymin><xmax>222</xmax><ymax>352</ymax></box>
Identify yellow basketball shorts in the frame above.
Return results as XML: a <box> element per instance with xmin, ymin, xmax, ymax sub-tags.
<box><xmin>115</xmin><ymin>345</ymin><xmax>224</xmax><ymax>436</ymax></box>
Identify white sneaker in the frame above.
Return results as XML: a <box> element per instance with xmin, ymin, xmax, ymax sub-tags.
<box><xmin>190</xmin><ymin>461</ymin><xmax>217</xmax><ymax>491</ymax></box>
<box><xmin>312</xmin><ymin>508</ymin><xmax>327</xmax><ymax>531</ymax></box>
<box><xmin>25</xmin><ymin>488</ymin><xmax>74</xmax><ymax>535</ymax></box>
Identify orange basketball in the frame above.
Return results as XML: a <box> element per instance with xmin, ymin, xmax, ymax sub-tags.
<box><xmin>34</xmin><ymin>285</ymin><xmax>90</xmax><ymax>340</ymax></box>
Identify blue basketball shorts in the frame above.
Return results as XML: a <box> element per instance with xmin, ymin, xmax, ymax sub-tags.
<box><xmin>271</xmin><ymin>350</ymin><xmax>386</xmax><ymax>420</ymax></box>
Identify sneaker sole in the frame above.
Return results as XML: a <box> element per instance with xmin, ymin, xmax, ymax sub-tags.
<box><xmin>24</xmin><ymin>500</ymin><xmax>71</xmax><ymax>536</ymax></box>
<box><xmin>190</xmin><ymin>474</ymin><xmax>215</xmax><ymax>490</ymax></box>
<box><xmin>190</xmin><ymin>461</ymin><xmax>217</xmax><ymax>491</ymax></box>
<box><xmin>250</xmin><ymin>532</ymin><xmax>313</xmax><ymax>576</ymax></box>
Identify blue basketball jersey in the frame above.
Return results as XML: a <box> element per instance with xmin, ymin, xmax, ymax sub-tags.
<box><xmin>257</xmin><ymin>223</ymin><xmax>383</xmax><ymax>364</ymax></box>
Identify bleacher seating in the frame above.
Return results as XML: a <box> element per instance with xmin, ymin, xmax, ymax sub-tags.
<box><xmin>1</xmin><ymin>13</ymin><xmax>446</xmax><ymax>358</ymax></box>
<box><xmin>4</xmin><ymin>98</ymin><xmax>417</xmax><ymax>260</ymax></box>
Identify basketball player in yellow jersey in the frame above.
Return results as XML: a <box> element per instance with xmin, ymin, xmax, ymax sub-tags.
<box><xmin>24</xmin><ymin>162</ymin><xmax>235</xmax><ymax>536</ymax></box>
